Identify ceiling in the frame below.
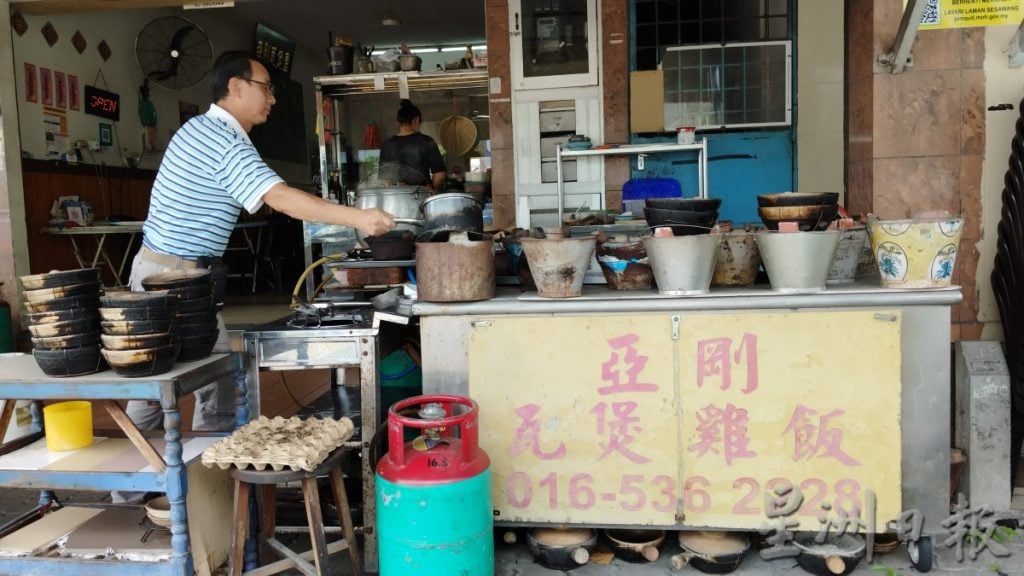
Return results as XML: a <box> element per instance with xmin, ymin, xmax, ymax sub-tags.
<box><xmin>234</xmin><ymin>0</ymin><xmax>486</xmax><ymax>53</ymax></box>
<box><xmin>12</xmin><ymin>0</ymin><xmax>487</xmax><ymax>53</ymax></box>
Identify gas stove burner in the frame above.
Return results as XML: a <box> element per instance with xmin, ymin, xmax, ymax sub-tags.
<box><xmin>345</xmin><ymin>249</ymin><xmax>373</xmax><ymax>261</ymax></box>
<box><xmin>287</xmin><ymin>303</ymin><xmax>371</xmax><ymax>329</ymax></box>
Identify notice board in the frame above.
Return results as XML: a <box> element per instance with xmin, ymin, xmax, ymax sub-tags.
<box><xmin>250</xmin><ymin>78</ymin><xmax>307</xmax><ymax>164</ymax></box>
<box><xmin>469</xmin><ymin>310</ymin><xmax>902</xmax><ymax>531</ymax></box>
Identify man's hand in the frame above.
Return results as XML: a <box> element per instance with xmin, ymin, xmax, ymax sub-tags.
<box><xmin>357</xmin><ymin>208</ymin><xmax>396</xmax><ymax>236</ymax></box>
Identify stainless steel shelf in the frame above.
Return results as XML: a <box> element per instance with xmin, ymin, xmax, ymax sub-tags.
<box><xmin>554</xmin><ymin>139</ymin><xmax>709</xmax><ymax>223</ymax></box>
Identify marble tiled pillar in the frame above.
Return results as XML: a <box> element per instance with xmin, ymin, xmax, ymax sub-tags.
<box><xmin>486</xmin><ymin>0</ymin><xmax>516</xmax><ymax>228</ymax></box>
<box><xmin>0</xmin><ymin>0</ymin><xmax>25</xmax><ymax>335</ymax></box>
<box><xmin>845</xmin><ymin>0</ymin><xmax>985</xmax><ymax>338</ymax></box>
<box><xmin>601</xmin><ymin>0</ymin><xmax>628</xmax><ymax>211</ymax></box>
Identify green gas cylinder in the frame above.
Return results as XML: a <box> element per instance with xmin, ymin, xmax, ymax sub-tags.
<box><xmin>0</xmin><ymin>283</ymin><xmax>12</xmax><ymax>353</ymax></box>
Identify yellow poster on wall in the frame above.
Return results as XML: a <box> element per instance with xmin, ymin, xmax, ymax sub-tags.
<box><xmin>907</xmin><ymin>0</ymin><xmax>1023</xmax><ymax>29</ymax></box>
<box><xmin>469</xmin><ymin>310</ymin><xmax>902</xmax><ymax>532</ymax></box>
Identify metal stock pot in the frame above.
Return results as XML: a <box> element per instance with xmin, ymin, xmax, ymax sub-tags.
<box><xmin>418</xmin><ymin>193</ymin><xmax>484</xmax><ymax>239</ymax></box>
<box><xmin>355</xmin><ymin>185</ymin><xmax>425</xmax><ymax>240</ymax></box>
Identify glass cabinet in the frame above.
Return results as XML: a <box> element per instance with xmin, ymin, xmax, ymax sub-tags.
<box><xmin>509</xmin><ymin>0</ymin><xmax>598</xmax><ymax>89</ymax></box>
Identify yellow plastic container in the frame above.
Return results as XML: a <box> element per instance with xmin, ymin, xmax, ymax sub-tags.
<box><xmin>868</xmin><ymin>217</ymin><xmax>963</xmax><ymax>289</ymax></box>
<box><xmin>43</xmin><ymin>401</ymin><xmax>93</xmax><ymax>451</ymax></box>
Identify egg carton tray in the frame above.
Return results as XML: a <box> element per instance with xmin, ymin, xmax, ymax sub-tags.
<box><xmin>201</xmin><ymin>415</ymin><xmax>354</xmax><ymax>472</ymax></box>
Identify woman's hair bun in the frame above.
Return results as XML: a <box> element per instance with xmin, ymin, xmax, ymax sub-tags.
<box><xmin>399</xmin><ymin>99</ymin><xmax>414</xmax><ymax>108</ymax></box>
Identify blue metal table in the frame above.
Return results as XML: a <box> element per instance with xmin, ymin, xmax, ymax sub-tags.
<box><xmin>0</xmin><ymin>353</ymin><xmax>247</xmax><ymax>576</ymax></box>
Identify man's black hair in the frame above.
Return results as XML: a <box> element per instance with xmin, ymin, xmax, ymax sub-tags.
<box><xmin>211</xmin><ymin>50</ymin><xmax>256</xmax><ymax>103</ymax></box>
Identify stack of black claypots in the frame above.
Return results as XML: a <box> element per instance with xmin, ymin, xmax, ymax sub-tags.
<box><xmin>99</xmin><ymin>290</ymin><xmax>179</xmax><ymax>377</ymax></box>
<box><xmin>141</xmin><ymin>270</ymin><xmax>219</xmax><ymax>362</ymax></box>
<box><xmin>20</xmin><ymin>268</ymin><xmax>104</xmax><ymax>377</ymax></box>
<box><xmin>644</xmin><ymin>198</ymin><xmax>722</xmax><ymax>235</ymax></box>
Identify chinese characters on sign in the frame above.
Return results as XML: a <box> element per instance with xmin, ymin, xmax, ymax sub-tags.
<box><xmin>252</xmin><ymin>22</ymin><xmax>294</xmax><ymax>77</ymax></box>
<box><xmin>471</xmin><ymin>312</ymin><xmax>902</xmax><ymax>529</ymax></box>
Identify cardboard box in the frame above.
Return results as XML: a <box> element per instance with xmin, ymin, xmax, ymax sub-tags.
<box><xmin>630</xmin><ymin>70</ymin><xmax>665</xmax><ymax>133</ymax></box>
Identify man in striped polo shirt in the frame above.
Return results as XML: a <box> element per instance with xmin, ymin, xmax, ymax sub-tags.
<box><xmin>125</xmin><ymin>51</ymin><xmax>395</xmax><ymax>434</ymax></box>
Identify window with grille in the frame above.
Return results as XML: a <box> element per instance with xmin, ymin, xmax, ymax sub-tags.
<box><xmin>662</xmin><ymin>41</ymin><xmax>791</xmax><ymax>130</ymax></box>
<box><xmin>634</xmin><ymin>0</ymin><xmax>791</xmax><ymax>71</ymax></box>
<box><xmin>632</xmin><ymin>0</ymin><xmax>793</xmax><ymax>131</ymax></box>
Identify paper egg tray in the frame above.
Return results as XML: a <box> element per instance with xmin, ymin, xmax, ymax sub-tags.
<box><xmin>202</xmin><ymin>415</ymin><xmax>354</xmax><ymax>472</ymax></box>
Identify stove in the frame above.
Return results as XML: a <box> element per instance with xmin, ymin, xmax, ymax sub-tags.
<box><xmin>287</xmin><ymin>302</ymin><xmax>373</xmax><ymax>329</ymax></box>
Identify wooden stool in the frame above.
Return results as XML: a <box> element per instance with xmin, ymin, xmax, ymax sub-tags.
<box><xmin>229</xmin><ymin>447</ymin><xmax>361</xmax><ymax>576</ymax></box>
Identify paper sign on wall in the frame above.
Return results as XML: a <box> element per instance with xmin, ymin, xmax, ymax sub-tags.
<box><xmin>908</xmin><ymin>0</ymin><xmax>1024</xmax><ymax>29</ymax></box>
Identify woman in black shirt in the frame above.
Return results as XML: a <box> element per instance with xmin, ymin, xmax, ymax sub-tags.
<box><xmin>378</xmin><ymin>99</ymin><xmax>447</xmax><ymax>190</ymax></box>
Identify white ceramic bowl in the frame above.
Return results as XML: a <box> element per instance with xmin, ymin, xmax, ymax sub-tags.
<box><xmin>145</xmin><ymin>496</ymin><xmax>172</xmax><ymax>528</ymax></box>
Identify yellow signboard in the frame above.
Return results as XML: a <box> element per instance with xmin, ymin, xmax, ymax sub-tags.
<box><xmin>468</xmin><ymin>311</ymin><xmax>902</xmax><ymax>531</ymax></box>
<box><xmin>907</xmin><ymin>0</ymin><xmax>1023</xmax><ymax>29</ymax></box>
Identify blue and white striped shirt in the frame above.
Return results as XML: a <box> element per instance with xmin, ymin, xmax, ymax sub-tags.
<box><xmin>142</xmin><ymin>104</ymin><xmax>283</xmax><ymax>257</ymax></box>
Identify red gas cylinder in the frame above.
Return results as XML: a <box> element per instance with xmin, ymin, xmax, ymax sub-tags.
<box><xmin>377</xmin><ymin>394</ymin><xmax>490</xmax><ymax>483</ymax></box>
<box><xmin>376</xmin><ymin>395</ymin><xmax>493</xmax><ymax>574</ymax></box>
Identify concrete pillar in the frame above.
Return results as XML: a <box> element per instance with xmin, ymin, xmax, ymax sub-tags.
<box><xmin>0</xmin><ymin>0</ymin><xmax>31</xmax><ymax>333</ymax></box>
<box><xmin>954</xmin><ymin>341</ymin><xmax>1011</xmax><ymax>511</ymax></box>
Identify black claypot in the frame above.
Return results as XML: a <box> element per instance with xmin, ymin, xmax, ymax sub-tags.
<box><xmin>604</xmin><ymin>529</ymin><xmax>665</xmax><ymax>563</ymax></box>
<box><xmin>101</xmin><ymin>318</ymin><xmax>176</xmax><ymax>336</ymax></box>
<box><xmin>33</xmin><ymin>345</ymin><xmax>104</xmax><ymax>377</ymax></box>
<box><xmin>25</xmin><ymin>307</ymin><xmax>100</xmax><ymax>325</ymax></box>
<box><xmin>675</xmin><ymin>532</ymin><xmax>751</xmax><ymax>574</ymax></box>
<box><xmin>526</xmin><ymin>528</ymin><xmax>596</xmax><ymax>571</ymax></box>
<box><xmin>32</xmin><ymin>331</ymin><xmax>102</xmax><ymax>351</ymax></box>
<box><xmin>23</xmin><ymin>293</ymin><xmax>100</xmax><ymax>314</ymax></box>
<box><xmin>141</xmin><ymin>269</ymin><xmax>211</xmax><ymax>290</ymax></box>
<box><xmin>792</xmin><ymin>533</ymin><xmax>865</xmax><ymax>576</ymax></box>
<box><xmin>99</xmin><ymin>306</ymin><xmax>178</xmax><ymax>322</ymax></box>
<box><xmin>20</xmin><ymin>267</ymin><xmax>101</xmax><ymax>290</ymax></box>
<box><xmin>101</xmin><ymin>290</ymin><xmax>178</xmax><ymax>309</ymax></box>
<box><xmin>102</xmin><ymin>342</ymin><xmax>181</xmax><ymax>378</ymax></box>
<box><xmin>177</xmin><ymin>331</ymin><xmax>219</xmax><ymax>362</ymax></box>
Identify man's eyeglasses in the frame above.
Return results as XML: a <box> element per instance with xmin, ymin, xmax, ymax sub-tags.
<box><xmin>242</xmin><ymin>77</ymin><xmax>275</xmax><ymax>96</ymax></box>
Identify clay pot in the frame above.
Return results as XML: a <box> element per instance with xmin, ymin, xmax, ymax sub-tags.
<box><xmin>604</xmin><ymin>529</ymin><xmax>664</xmax><ymax>562</ymax></box>
<box><xmin>674</xmin><ymin>531</ymin><xmax>750</xmax><ymax>574</ymax></box>
<box><xmin>792</xmin><ymin>533</ymin><xmax>865</xmax><ymax>576</ymax></box>
<box><xmin>526</xmin><ymin>528</ymin><xmax>596</xmax><ymax>570</ymax></box>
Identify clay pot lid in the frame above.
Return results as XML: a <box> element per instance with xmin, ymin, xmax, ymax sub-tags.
<box><xmin>678</xmin><ymin>531</ymin><xmax>749</xmax><ymax>556</ymax></box>
<box><xmin>530</xmin><ymin>527</ymin><xmax>594</xmax><ymax>547</ymax></box>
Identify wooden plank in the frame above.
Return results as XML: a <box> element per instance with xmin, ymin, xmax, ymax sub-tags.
<box><xmin>0</xmin><ymin>507</ymin><xmax>103</xmax><ymax>555</ymax></box>
<box><xmin>229</xmin><ymin>479</ymin><xmax>250</xmax><ymax>576</ymax></box>
<box><xmin>329</xmin><ymin>468</ymin><xmax>361</xmax><ymax>576</ymax></box>
<box><xmin>0</xmin><ymin>400</ymin><xmax>15</xmax><ymax>444</ymax></box>
<box><xmin>302</xmin><ymin>477</ymin><xmax>330</xmax><ymax>574</ymax></box>
<box><xmin>186</xmin><ymin>458</ymin><xmax>234</xmax><ymax>576</ymax></box>
<box><xmin>99</xmin><ymin>400</ymin><xmax>166</xmax><ymax>473</ymax></box>
<box><xmin>40</xmin><ymin>438</ymin><xmax>132</xmax><ymax>471</ymax></box>
<box><xmin>248</xmin><ymin>538</ymin><xmax>350</xmax><ymax>576</ymax></box>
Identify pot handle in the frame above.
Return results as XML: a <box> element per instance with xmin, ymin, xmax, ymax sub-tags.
<box><xmin>670</xmin><ymin>551</ymin><xmax>694</xmax><ymax>571</ymax></box>
<box><xmin>641</xmin><ymin>545</ymin><xmax>660</xmax><ymax>562</ymax></box>
<box><xmin>824</xmin><ymin>555</ymin><xmax>847</xmax><ymax>574</ymax></box>
<box><xmin>393</xmin><ymin>218</ymin><xmax>424</xmax><ymax>226</ymax></box>
<box><xmin>570</xmin><ymin>547</ymin><xmax>590</xmax><ymax>565</ymax></box>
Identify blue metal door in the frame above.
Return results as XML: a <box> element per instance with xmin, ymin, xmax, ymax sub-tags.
<box><xmin>630</xmin><ymin>130</ymin><xmax>794</xmax><ymax>225</ymax></box>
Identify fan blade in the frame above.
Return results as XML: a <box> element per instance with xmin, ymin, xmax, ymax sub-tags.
<box><xmin>169</xmin><ymin>26</ymin><xmax>195</xmax><ymax>52</ymax></box>
<box><xmin>149</xmin><ymin>60</ymin><xmax>181</xmax><ymax>82</ymax></box>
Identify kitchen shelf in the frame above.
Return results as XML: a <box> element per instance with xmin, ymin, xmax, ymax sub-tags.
<box><xmin>553</xmin><ymin>139</ymin><xmax>710</xmax><ymax>223</ymax></box>
<box><xmin>313</xmin><ymin>69</ymin><xmax>488</xmax><ymax>96</ymax></box>
<box><xmin>0</xmin><ymin>353</ymin><xmax>247</xmax><ymax>576</ymax></box>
